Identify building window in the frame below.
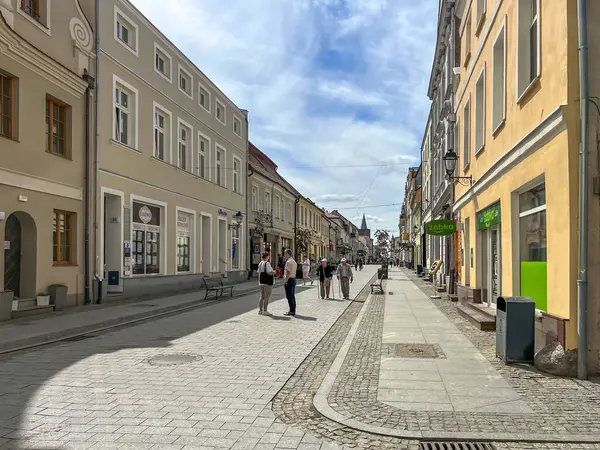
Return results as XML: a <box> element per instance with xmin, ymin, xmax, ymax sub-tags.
<box><xmin>252</xmin><ymin>186</ymin><xmax>258</xmax><ymax>211</ymax></box>
<box><xmin>215</xmin><ymin>146</ymin><xmax>224</xmax><ymax>187</ymax></box>
<box><xmin>21</xmin><ymin>0</ymin><xmax>40</xmax><ymax>20</ymax></box>
<box><xmin>178</xmin><ymin>120</ymin><xmax>192</xmax><ymax>171</ymax></box>
<box><xmin>114</xmin><ymin>85</ymin><xmax>130</xmax><ymax>146</ymax></box>
<box><xmin>178</xmin><ymin>65</ymin><xmax>193</xmax><ymax>99</ymax></box>
<box><xmin>153</xmin><ymin>104</ymin><xmax>171</xmax><ymax>161</ymax></box>
<box><xmin>275</xmin><ymin>195</ymin><xmax>280</xmax><ymax>218</ymax></box>
<box><xmin>198</xmin><ymin>134</ymin><xmax>209</xmax><ymax>179</ymax></box>
<box><xmin>216</xmin><ymin>100</ymin><xmax>226</xmax><ymax>125</ymax></box>
<box><xmin>288</xmin><ymin>203</ymin><xmax>292</xmax><ymax>223</ymax></box>
<box><xmin>46</xmin><ymin>98</ymin><xmax>67</xmax><ymax>157</ymax></box>
<box><xmin>114</xmin><ymin>6</ymin><xmax>138</xmax><ymax>55</ymax></box>
<box><xmin>519</xmin><ymin>182</ymin><xmax>547</xmax><ymax>310</ymax></box>
<box><xmin>517</xmin><ymin>0</ymin><xmax>540</xmax><ymax>99</ymax></box>
<box><xmin>53</xmin><ymin>210</ymin><xmax>74</xmax><ymax>264</ymax></box>
<box><xmin>132</xmin><ymin>202</ymin><xmax>161</xmax><ymax>275</ymax></box>
<box><xmin>1</xmin><ymin>73</ymin><xmax>12</xmax><ymax>138</ymax></box>
<box><xmin>233</xmin><ymin>116</ymin><xmax>242</xmax><ymax>137</ymax></box>
<box><xmin>264</xmin><ymin>192</ymin><xmax>271</xmax><ymax>214</ymax></box>
<box><xmin>154</xmin><ymin>43</ymin><xmax>172</xmax><ymax>82</ymax></box>
<box><xmin>492</xmin><ymin>22</ymin><xmax>506</xmax><ymax>133</ymax></box>
<box><xmin>464</xmin><ymin>13</ymin><xmax>472</xmax><ymax>67</ymax></box>
<box><xmin>177</xmin><ymin>211</ymin><xmax>193</xmax><ymax>273</ymax></box>
<box><xmin>198</xmin><ymin>83</ymin><xmax>211</xmax><ymax>112</ymax></box>
<box><xmin>475</xmin><ymin>68</ymin><xmax>485</xmax><ymax>154</ymax></box>
<box><xmin>462</xmin><ymin>98</ymin><xmax>471</xmax><ymax>168</ymax></box>
<box><xmin>231</xmin><ymin>226</ymin><xmax>240</xmax><ymax>270</ymax></box>
<box><xmin>281</xmin><ymin>198</ymin><xmax>285</xmax><ymax>221</ymax></box>
<box><xmin>476</xmin><ymin>0</ymin><xmax>486</xmax><ymax>32</ymax></box>
<box><xmin>233</xmin><ymin>156</ymin><xmax>241</xmax><ymax>193</ymax></box>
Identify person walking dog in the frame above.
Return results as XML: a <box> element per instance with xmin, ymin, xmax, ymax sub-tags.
<box><xmin>316</xmin><ymin>258</ymin><xmax>333</xmax><ymax>299</ymax></box>
<box><xmin>257</xmin><ymin>252</ymin><xmax>276</xmax><ymax>315</ymax></box>
<box><xmin>283</xmin><ymin>249</ymin><xmax>297</xmax><ymax>316</ymax></box>
<box><xmin>337</xmin><ymin>258</ymin><xmax>353</xmax><ymax>300</ymax></box>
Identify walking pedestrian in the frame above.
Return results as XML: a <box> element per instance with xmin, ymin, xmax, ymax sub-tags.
<box><xmin>277</xmin><ymin>254</ymin><xmax>284</xmax><ymax>278</ymax></box>
<box><xmin>337</xmin><ymin>258</ymin><xmax>353</xmax><ymax>300</ymax></box>
<box><xmin>302</xmin><ymin>256</ymin><xmax>314</xmax><ymax>286</ymax></box>
<box><xmin>257</xmin><ymin>252</ymin><xmax>276</xmax><ymax>315</ymax></box>
<box><xmin>316</xmin><ymin>258</ymin><xmax>333</xmax><ymax>299</ymax></box>
<box><xmin>283</xmin><ymin>249</ymin><xmax>298</xmax><ymax>316</ymax></box>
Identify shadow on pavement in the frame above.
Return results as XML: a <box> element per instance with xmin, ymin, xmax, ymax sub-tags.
<box><xmin>0</xmin><ymin>282</ymin><xmax>317</xmax><ymax>449</ymax></box>
<box><xmin>293</xmin><ymin>315</ymin><xmax>317</xmax><ymax>321</ymax></box>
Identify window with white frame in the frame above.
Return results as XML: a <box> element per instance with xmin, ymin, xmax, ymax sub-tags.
<box><xmin>19</xmin><ymin>0</ymin><xmax>50</xmax><ymax>29</ymax></box>
<box><xmin>231</xmin><ymin>225</ymin><xmax>240</xmax><ymax>269</ymax></box>
<box><xmin>275</xmin><ymin>195</ymin><xmax>280</xmax><ymax>218</ymax></box>
<box><xmin>463</xmin><ymin>98</ymin><xmax>471</xmax><ymax>168</ymax></box>
<box><xmin>288</xmin><ymin>203</ymin><xmax>292</xmax><ymax>223</ymax></box>
<box><xmin>114</xmin><ymin>80</ymin><xmax>136</xmax><ymax>147</ymax></box>
<box><xmin>179</xmin><ymin>65</ymin><xmax>193</xmax><ymax>99</ymax></box>
<box><xmin>464</xmin><ymin>13</ymin><xmax>472</xmax><ymax>66</ymax></box>
<box><xmin>215</xmin><ymin>146</ymin><xmax>224</xmax><ymax>186</ymax></box>
<box><xmin>154</xmin><ymin>43</ymin><xmax>172</xmax><ymax>81</ymax></box>
<box><xmin>178</xmin><ymin>120</ymin><xmax>192</xmax><ymax>171</ymax></box>
<box><xmin>216</xmin><ymin>100</ymin><xmax>226</xmax><ymax>125</ymax></box>
<box><xmin>264</xmin><ymin>192</ymin><xmax>271</xmax><ymax>214</ymax></box>
<box><xmin>198</xmin><ymin>83</ymin><xmax>211</xmax><ymax>112</ymax></box>
<box><xmin>517</xmin><ymin>0</ymin><xmax>540</xmax><ymax>98</ymax></box>
<box><xmin>454</xmin><ymin>120</ymin><xmax>460</xmax><ymax>178</ymax></box>
<box><xmin>252</xmin><ymin>186</ymin><xmax>258</xmax><ymax>211</ymax></box>
<box><xmin>281</xmin><ymin>198</ymin><xmax>285</xmax><ymax>221</ymax></box>
<box><xmin>177</xmin><ymin>210</ymin><xmax>193</xmax><ymax>273</ymax></box>
<box><xmin>115</xmin><ymin>6</ymin><xmax>138</xmax><ymax>55</ymax></box>
<box><xmin>198</xmin><ymin>134</ymin><xmax>209</xmax><ymax>179</ymax></box>
<box><xmin>492</xmin><ymin>23</ymin><xmax>506</xmax><ymax>132</ymax></box>
<box><xmin>153</xmin><ymin>105</ymin><xmax>171</xmax><ymax>161</ymax></box>
<box><xmin>476</xmin><ymin>0</ymin><xmax>486</xmax><ymax>31</ymax></box>
<box><xmin>233</xmin><ymin>157</ymin><xmax>241</xmax><ymax>193</ymax></box>
<box><xmin>475</xmin><ymin>68</ymin><xmax>485</xmax><ymax>153</ymax></box>
<box><xmin>233</xmin><ymin>116</ymin><xmax>242</xmax><ymax>137</ymax></box>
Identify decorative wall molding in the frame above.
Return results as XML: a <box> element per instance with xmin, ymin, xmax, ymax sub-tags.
<box><xmin>0</xmin><ymin>167</ymin><xmax>83</xmax><ymax>201</ymax></box>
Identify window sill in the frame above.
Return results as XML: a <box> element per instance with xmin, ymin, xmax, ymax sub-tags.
<box><xmin>475</xmin><ymin>144</ymin><xmax>485</xmax><ymax>157</ymax></box>
<box><xmin>110</xmin><ymin>139</ymin><xmax>141</xmax><ymax>154</ymax></box>
<box><xmin>475</xmin><ymin>13</ymin><xmax>486</xmax><ymax>37</ymax></box>
<box><xmin>179</xmin><ymin>87</ymin><xmax>193</xmax><ymax>101</ymax></box>
<box><xmin>46</xmin><ymin>150</ymin><xmax>71</xmax><ymax>160</ymax></box>
<box><xmin>492</xmin><ymin>119</ymin><xmax>505</xmax><ymax>137</ymax></box>
<box><xmin>0</xmin><ymin>134</ymin><xmax>19</xmax><ymax>143</ymax></box>
<box><xmin>517</xmin><ymin>76</ymin><xmax>541</xmax><ymax>105</ymax></box>
<box><xmin>462</xmin><ymin>163</ymin><xmax>471</xmax><ymax>173</ymax></box>
<box><xmin>154</xmin><ymin>67</ymin><xmax>172</xmax><ymax>84</ymax></box>
<box><xmin>217</xmin><ymin>119</ymin><xmax>226</xmax><ymax>127</ymax></box>
<box><xmin>53</xmin><ymin>263</ymin><xmax>77</xmax><ymax>267</ymax></box>
<box><xmin>18</xmin><ymin>8</ymin><xmax>51</xmax><ymax>36</ymax></box>
<box><xmin>463</xmin><ymin>52</ymin><xmax>472</xmax><ymax>69</ymax></box>
<box><xmin>115</xmin><ymin>37</ymin><xmax>138</xmax><ymax>57</ymax></box>
<box><xmin>200</xmin><ymin>104</ymin><xmax>211</xmax><ymax>113</ymax></box>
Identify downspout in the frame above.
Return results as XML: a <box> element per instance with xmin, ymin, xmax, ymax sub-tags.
<box><xmin>247</xmin><ymin>164</ymin><xmax>253</xmax><ymax>280</ymax></box>
<box><xmin>577</xmin><ymin>0</ymin><xmax>589</xmax><ymax>380</ymax></box>
<box><xmin>82</xmin><ymin>73</ymin><xmax>94</xmax><ymax>305</ymax></box>
<box><xmin>294</xmin><ymin>198</ymin><xmax>300</xmax><ymax>260</ymax></box>
<box><xmin>447</xmin><ymin>0</ymin><xmax>457</xmax><ymax>296</ymax></box>
<box><xmin>93</xmin><ymin>0</ymin><xmax>101</xmax><ymax>290</ymax></box>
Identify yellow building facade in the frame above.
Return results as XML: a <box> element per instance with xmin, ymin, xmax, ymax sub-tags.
<box><xmin>454</xmin><ymin>0</ymin><xmax>581</xmax><ymax>354</ymax></box>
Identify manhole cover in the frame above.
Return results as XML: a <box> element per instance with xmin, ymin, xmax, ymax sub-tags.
<box><xmin>383</xmin><ymin>343</ymin><xmax>445</xmax><ymax>359</ymax></box>
<box><xmin>420</xmin><ymin>443</ymin><xmax>496</xmax><ymax>450</ymax></box>
<box><xmin>147</xmin><ymin>353</ymin><xmax>201</xmax><ymax>366</ymax></box>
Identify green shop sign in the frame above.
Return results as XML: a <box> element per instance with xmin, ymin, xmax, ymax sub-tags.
<box><xmin>425</xmin><ymin>220</ymin><xmax>457</xmax><ymax>236</ymax></box>
<box><xmin>477</xmin><ymin>202</ymin><xmax>501</xmax><ymax>230</ymax></box>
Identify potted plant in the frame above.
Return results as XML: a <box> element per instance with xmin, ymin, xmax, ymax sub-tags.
<box><xmin>36</xmin><ymin>292</ymin><xmax>51</xmax><ymax>306</ymax></box>
<box><xmin>0</xmin><ymin>290</ymin><xmax>14</xmax><ymax>321</ymax></box>
<box><xmin>48</xmin><ymin>284</ymin><xmax>68</xmax><ymax>310</ymax></box>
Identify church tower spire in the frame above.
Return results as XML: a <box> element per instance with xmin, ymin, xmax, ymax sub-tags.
<box><xmin>361</xmin><ymin>214</ymin><xmax>368</xmax><ymax>230</ymax></box>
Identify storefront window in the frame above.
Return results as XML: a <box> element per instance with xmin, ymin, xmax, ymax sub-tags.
<box><xmin>132</xmin><ymin>202</ymin><xmax>161</xmax><ymax>275</ymax></box>
<box><xmin>232</xmin><ymin>227</ymin><xmax>240</xmax><ymax>269</ymax></box>
<box><xmin>519</xmin><ymin>182</ymin><xmax>547</xmax><ymax>310</ymax></box>
<box><xmin>177</xmin><ymin>211</ymin><xmax>193</xmax><ymax>273</ymax></box>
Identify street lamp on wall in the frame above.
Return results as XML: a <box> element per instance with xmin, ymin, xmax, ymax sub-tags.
<box><xmin>443</xmin><ymin>149</ymin><xmax>473</xmax><ymax>186</ymax></box>
<box><xmin>228</xmin><ymin>211</ymin><xmax>244</xmax><ymax>230</ymax></box>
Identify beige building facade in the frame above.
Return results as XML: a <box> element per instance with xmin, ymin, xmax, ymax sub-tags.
<box><xmin>95</xmin><ymin>0</ymin><xmax>248</xmax><ymax>298</ymax></box>
<box><xmin>0</xmin><ymin>0</ymin><xmax>95</xmax><ymax>313</ymax></box>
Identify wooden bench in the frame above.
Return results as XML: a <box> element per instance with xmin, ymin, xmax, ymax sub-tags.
<box><xmin>219</xmin><ymin>277</ymin><xmax>235</xmax><ymax>298</ymax></box>
<box><xmin>371</xmin><ymin>277</ymin><xmax>384</xmax><ymax>294</ymax></box>
<box><xmin>202</xmin><ymin>277</ymin><xmax>223</xmax><ymax>300</ymax></box>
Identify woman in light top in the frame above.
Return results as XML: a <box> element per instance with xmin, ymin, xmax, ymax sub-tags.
<box><xmin>302</xmin><ymin>256</ymin><xmax>314</xmax><ymax>286</ymax></box>
<box><xmin>258</xmin><ymin>252</ymin><xmax>276</xmax><ymax>315</ymax></box>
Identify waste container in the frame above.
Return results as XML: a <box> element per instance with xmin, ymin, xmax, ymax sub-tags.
<box><xmin>496</xmin><ymin>296</ymin><xmax>535</xmax><ymax>364</ymax></box>
<box><xmin>416</xmin><ymin>264</ymin><xmax>423</xmax><ymax>276</ymax></box>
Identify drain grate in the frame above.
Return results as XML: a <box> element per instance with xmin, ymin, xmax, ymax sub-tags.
<box><xmin>420</xmin><ymin>443</ymin><xmax>496</xmax><ymax>450</ymax></box>
<box><xmin>62</xmin><ymin>335</ymin><xmax>96</xmax><ymax>342</ymax></box>
<box><xmin>382</xmin><ymin>343</ymin><xmax>446</xmax><ymax>359</ymax></box>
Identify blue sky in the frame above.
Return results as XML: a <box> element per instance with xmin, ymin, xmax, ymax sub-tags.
<box><xmin>130</xmin><ymin>0</ymin><xmax>438</xmax><ymax>233</ymax></box>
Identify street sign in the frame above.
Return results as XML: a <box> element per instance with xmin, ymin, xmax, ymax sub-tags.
<box><xmin>425</xmin><ymin>220</ymin><xmax>457</xmax><ymax>236</ymax></box>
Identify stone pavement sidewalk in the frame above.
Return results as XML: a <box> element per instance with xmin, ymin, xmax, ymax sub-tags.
<box><xmin>272</xmin><ymin>267</ymin><xmax>600</xmax><ymax>449</ymax></box>
<box><xmin>0</xmin><ymin>277</ymin><xmax>265</xmax><ymax>354</ymax></box>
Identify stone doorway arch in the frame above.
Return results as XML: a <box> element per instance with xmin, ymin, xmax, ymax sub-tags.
<box><xmin>3</xmin><ymin>212</ymin><xmax>37</xmax><ymax>299</ymax></box>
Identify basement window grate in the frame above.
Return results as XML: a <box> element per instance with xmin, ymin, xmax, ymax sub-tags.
<box><xmin>420</xmin><ymin>443</ymin><xmax>496</xmax><ymax>450</ymax></box>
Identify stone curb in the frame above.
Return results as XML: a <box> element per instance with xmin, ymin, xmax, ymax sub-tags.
<box><xmin>0</xmin><ymin>285</ymin><xmax>263</xmax><ymax>355</ymax></box>
<box><xmin>311</xmin><ymin>281</ymin><xmax>600</xmax><ymax>444</ymax></box>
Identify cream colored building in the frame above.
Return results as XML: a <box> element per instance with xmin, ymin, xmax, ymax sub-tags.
<box><xmin>248</xmin><ymin>142</ymin><xmax>298</xmax><ymax>272</ymax></box>
<box><xmin>95</xmin><ymin>0</ymin><xmax>248</xmax><ymax>298</ymax></box>
<box><xmin>0</xmin><ymin>0</ymin><xmax>95</xmax><ymax>313</ymax></box>
<box><xmin>297</xmin><ymin>198</ymin><xmax>327</xmax><ymax>261</ymax></box>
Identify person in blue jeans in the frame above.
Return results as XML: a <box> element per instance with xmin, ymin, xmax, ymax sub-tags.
<box><xmin>283</xmin><ymin>249</ymin><xmax>298</xmax><ymax>316</ymax></box>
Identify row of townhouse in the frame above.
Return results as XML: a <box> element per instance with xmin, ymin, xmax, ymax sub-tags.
<box><xmin>399</xmin><ymin>167</ymin><xmax>421</xmax><ymax>270</ymax></box>
<box><xmin>0</xmin><ymin>0</ymin><xmax>368</xmax><ymax>320</ymax></box>
<box><xmin>409</xmin><ymin>0</ymin><xmax>600</xmax><ymax>376</ymax></box>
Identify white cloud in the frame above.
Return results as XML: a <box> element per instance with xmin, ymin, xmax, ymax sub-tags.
<box><xmin>129</xmin><ymin>0</ymin><xmax>437</xmax><ymax>232</ymax></box>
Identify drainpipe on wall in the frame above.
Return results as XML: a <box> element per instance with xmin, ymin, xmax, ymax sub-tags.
<box><xmin>577</xmin><ymin>0</ymin><xmax>589</xmax><ymax>380</ymax></box>
<box><xmin>447</xmin><ymin>0</ymin><xmax>457</xmax><ymax>297</ymax></box>
<box><xmin>247</xmin><ymin>164</ymin><xmax>253</xmax><ymax>280</ymax></box>
<box><xmin>93</xmin><ymin>0</ymin><xmax>101</xmax><ymax>292</ymax></box>
<box><xmin>294</xmin><ymin>198</ymin><xmax>300</xmax><ymax>260</ymax></box>
<box><xmin>82</xmin><ymin>72</ymin><xmax>95</xmax><ymax>305</ymax></box>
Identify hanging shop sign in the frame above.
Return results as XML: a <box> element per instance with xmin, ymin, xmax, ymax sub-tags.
<box><xmin>476</xmin><ymin>202</ymin><xmax>501</xmax><ymax>230</ymax></box>
<box><xmin>425</xmin><ymin>220</ymin><xmax>457</xmax><ymax>236</ymax></box>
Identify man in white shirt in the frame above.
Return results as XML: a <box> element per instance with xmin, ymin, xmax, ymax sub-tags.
<box><xmin>283</xmin><ymin>249</ymin><xmax>298</xmax><ymax>316</ymax></box>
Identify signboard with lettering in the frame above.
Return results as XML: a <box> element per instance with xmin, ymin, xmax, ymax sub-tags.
<box><xmin>177</xmin><ymin>211</ymin><xmax>191</xmax><ymax>235</ymax></box>
<box><xmin>425</xmin><ymin>220</ymin><xmax>457</xmax><ymax>236</ymax></box>
<box><xmin>476</xmin><ymin>202</ymin><xmax>501</xmax><ymax>230</ymax></box>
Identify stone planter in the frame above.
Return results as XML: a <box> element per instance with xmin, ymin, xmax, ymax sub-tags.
<box><xmin>0</xmin><ymin>290</ymin><xmax>14</xmax><ymax>321</ymax></box>
<box><xmin>49</xmin><ymin>284</ymin><xmax>68</xmax><ymax>310</ymax></box>
<box><xmin>36</xmin><ymin>294</ymin><xmax>50</xmax><ymax>306</ymax></box>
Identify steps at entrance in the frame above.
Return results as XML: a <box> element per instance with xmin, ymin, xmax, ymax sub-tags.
<box><xmin>11</xmin><ymin>298</ymin><xmax>55</xmax><ymax>319</ymax></box>
<box><xmin>457</xmin><ymin>302</ymin><xmax>496</xmax><ymax>331</ymax></box>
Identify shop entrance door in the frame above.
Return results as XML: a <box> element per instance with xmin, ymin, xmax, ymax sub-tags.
<box><xmin>486</xmin><ymin>225</ymin><xmax>501</xmax><ymax>306</ymax></box>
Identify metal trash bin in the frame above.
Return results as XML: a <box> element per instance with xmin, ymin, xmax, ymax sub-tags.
<box><xmin>496</xmin><ymin>296</ymin><xmax>535</xmax><ymax>364</ymax></box>
<box><xmin>416</xmin><ymin>264</ymin><xmax>423</xmax><ymax>276</ymax></box>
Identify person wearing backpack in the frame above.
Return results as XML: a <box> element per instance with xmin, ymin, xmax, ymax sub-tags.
<box><xmin>258</xmin><ymin>252</ymin><xmax>276</xmax><ymax>315</ymax></box>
